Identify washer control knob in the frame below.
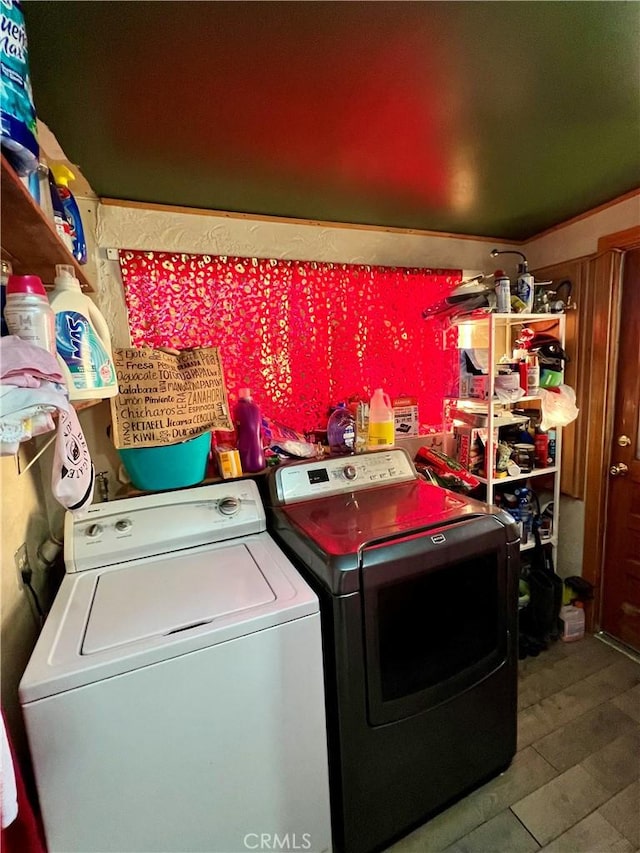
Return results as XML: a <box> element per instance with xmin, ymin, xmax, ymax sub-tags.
<box><xmin>86</xmin><ymin>523</ymin><xmax>103</xmax><ymax>538</ymax></box>
<box><xmin>343</xmin><ymin>465</ymin><xmax>357</xmax><ymax>481</ymax></box>
<box><xmin>218</xmin><ymin>497</ymin><xmax>240</xmax><ymax>516</ymax></box>
<box><xmin>115</xmin><ymin>519</ymin><xmax>132</xmax><ymax>533</ymax></box>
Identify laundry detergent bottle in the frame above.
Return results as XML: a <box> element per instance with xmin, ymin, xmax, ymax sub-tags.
<box><xmin>367</xmin><ymin>388</ymin><xmax>395</xmax><ymax>450</ymax></box>
<box><xmin>48</xmin><ymin>265</ymin><xmax>118</xmax><ymax>400</ymax></box>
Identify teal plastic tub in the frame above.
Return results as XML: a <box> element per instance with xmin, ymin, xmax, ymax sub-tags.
<box><xmin>118</xmin><ymin>432</ymin><xmax>211</xmax><ymax>491</ymax></box>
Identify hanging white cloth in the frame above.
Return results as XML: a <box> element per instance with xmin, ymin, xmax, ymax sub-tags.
<box><xmin>0</xmin><ymin>337</ymin><xmax>94</xmax><ymax>511</ymax></box>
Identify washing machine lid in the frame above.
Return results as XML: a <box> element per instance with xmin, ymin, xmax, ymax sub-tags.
<box><xmin>82</xmin><ymin>544</ymin><xmax>275</xmax><ymax>654</ymax></box>
<box><xmin>19</xmin><ymin>533</ymin><xmax>319</xmax><ymax>703</ymax></box>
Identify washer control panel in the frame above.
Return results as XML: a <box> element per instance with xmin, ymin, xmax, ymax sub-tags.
<box><xmin>66</xmin><ymin>481</ymin><xmax>265</xmax><ymax>573</ymax></box>
<box><xmin>273</xmin><ymin>448</ymin><xmax>417</xmax><ymax>504</ymax></box>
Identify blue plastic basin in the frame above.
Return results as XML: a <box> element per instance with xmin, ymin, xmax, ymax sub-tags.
<box><xmin>118</xmin><ymin>432</ymin><xmax>211</xmax><ymax>491</ymax></box>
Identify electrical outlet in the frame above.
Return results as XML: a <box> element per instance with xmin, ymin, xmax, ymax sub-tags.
<box><xmin>15</xmin><ymin>543</ymin><xmax>29</xmax><ymax>589</ymax></box>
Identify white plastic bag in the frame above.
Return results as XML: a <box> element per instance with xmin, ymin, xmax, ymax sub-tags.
<box><xmin>539</xmin><ymin>385</ymin><xmax>579</xmax><ymax>431</ymax></box>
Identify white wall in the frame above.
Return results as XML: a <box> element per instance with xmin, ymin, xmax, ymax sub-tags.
<box><xmin>526</xmin><ymin>192</ymin><xmax>639</xmax><ymax>268</ymax></box>
<box><xmin>90</xmin><ymin>192</ymin><xmax>639</xmax><ymax>346</ymax></box>
<box><xmin>93</xmin><ymin>201</ymin><xmax>520</xmax><ymax>346</ymax></box>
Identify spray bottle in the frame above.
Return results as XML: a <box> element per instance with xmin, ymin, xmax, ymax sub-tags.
<box><xmin>50</xmin><ymin>164</ymin><xmax>87</xmax><ymax>264</ymax></box>
<box><xmin>516</xmin><ymin>260</ymin><xmax>534</xmax><ymax>313</ymax></box>
<box><xmin>494</xmin><ymin>270</ymin><xmax>511</xmax><ymax>314</ymax></box>
<box><xmin>490</xmin><ymin>249</ymin><xmax>534</xmax><ymax>314</ymax></box>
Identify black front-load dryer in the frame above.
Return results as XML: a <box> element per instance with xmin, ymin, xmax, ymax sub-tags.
<box><xmin>267</xmin><ymin>448</ymin><xmax>520</xmax><ymax>853</ymax></box>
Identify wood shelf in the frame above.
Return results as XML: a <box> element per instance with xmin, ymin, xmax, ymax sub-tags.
<box><xmin>73</xmin><ymin>398</ymin><xmax>106</xmax><ymax>412</ymax></box>
<box><xmin>1</xmin><ymin>154</ymin><xmax>93</xmax><ymax>291</ymax></box>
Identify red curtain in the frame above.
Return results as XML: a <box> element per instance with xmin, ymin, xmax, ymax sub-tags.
<box><xmin>119</xmin><ymin>251</ymin><xmax>460</xmax><ymax>432</ymax></box>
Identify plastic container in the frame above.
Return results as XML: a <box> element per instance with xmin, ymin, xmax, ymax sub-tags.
<box><xmin>47</xmin><ymin>170</ymin><xmax>74</xmax><ymax>253</ymax></box>
<box><xmin>0</xmin><ymin>0</ymin><xmax>39</xmax><ymax>176</ymax></box>
<box><xmin>4</xmin><ymin>274</ymin><xmax>56</xmax><ymax>354</ymax></box>
<box><xmin>516</xmin><ymin>262</ymin><xmax>535</xmax><ymax>313</ymax></box>
<box><xmin>327</xmin><ymin>403</ymin><xmax>356</xmax><ymax>455</ymax></box>
<box><xmin>559</xmin><ymin>604</ymin><xmax>585</xmax><ymax>642</ymax></box>
<box><xmin>513</xmin><ymin>443</ymin><xmax>535</xmax><ymax>473</ymax></box>
<box><xmin>367</xmin><ymin>388</ymin><xmax>395</xmax><ymax>450</ymax></box>
<box><xmin>118</xmin><ymin>432</ymin><xmax>211</xmax><ymax>491</ymax></box>
<box><xmin>234</xmin><ymin>388</ymin><xmax>265</xmax><ymax>473</ymax></box>
<box><xmin>50</xmin><ymin>163</ymin><xmax>87</xmax><ymax>264</ymax></box>
<box><xmin>48</xmin><ymin>264</ymin><xmax>118</xmax><ymax>399</ymax></box>
<box><xmin>540</xmin><ymin>368</ymin><xmax>563</xmax><ymax>388</ymax></box>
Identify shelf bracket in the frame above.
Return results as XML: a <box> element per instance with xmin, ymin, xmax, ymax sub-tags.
<box><xmin>16</xmin><ymin>432</ymin><xmax>57</xmax><ymax>476</ymax></box>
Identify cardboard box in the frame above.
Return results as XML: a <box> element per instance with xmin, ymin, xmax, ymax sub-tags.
<box><xmin>215</xmin><ymin>446</ymin><xmax>243</xmax><ymax>479</ymax></box>
<box><xmin>453</xmin><ymin>424</ymin><xmax>498</xmax><ymax>474</ymax></box>
<box><xmin>457</xmin><ymin>349</ymin><xmax>489</xmax><ymax>399</ymax></box>
<box><xmin>468</xmin><ymin>375</ymin><xmax>490</xmax><ymax>400</ymax></box>
<box><xmin>393</xmin><ymin>395</ymin><xmax>419</xmax><ymax>437</ymax></box>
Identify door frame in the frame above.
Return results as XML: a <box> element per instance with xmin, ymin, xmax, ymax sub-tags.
<box><xmin>589</xmin><ymin>226</ymin><xmax>640</xmax><ymax>630</ymax></box>
<box><xmin>533</xmin><ymin>225</ymin><xmax>640</xmax><ymax>632</ymax></box>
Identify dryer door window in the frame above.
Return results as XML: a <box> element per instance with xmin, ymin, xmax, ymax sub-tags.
<box><xmin>361</xmin><ymin>517</ymin><xmax>515</xmax><ymax>726</ymax></box>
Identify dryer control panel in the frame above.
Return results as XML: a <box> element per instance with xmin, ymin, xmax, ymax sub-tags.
<box><xmin>271</xmin><ymin>448</ymin><xmax>417</xmax><ymax>504</ymax></box>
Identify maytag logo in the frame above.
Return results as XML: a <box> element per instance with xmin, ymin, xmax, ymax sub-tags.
<box><xmin>431</xmin><ymin>533</ymin><xmax>446</xmax><ymax>544</ymax></box>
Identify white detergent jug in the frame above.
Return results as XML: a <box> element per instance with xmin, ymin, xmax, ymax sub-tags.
<box><xmin>48</xmin><ymin>265</ymin><xmax>118</xmax><ymax>400</ymax></box>
<box><xmin>367</xmin><ymin>388</ymin><xmax>394</xmax><ymax>449</ymax></box>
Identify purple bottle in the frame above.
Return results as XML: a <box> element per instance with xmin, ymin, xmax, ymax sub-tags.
<box><xmin>234</xmin><ymin>388</ymin><xmax>265</xmax><ymax>473</ymax></box>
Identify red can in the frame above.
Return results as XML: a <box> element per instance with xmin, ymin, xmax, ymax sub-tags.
<box><xmin>535</xmin><ymin>433</ymin><xmax>550</xmax><ymax>468</ymax></box>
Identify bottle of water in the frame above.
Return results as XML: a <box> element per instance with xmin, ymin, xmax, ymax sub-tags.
<box><xmin>234</xmin><ymin>388</ymin><xmax>265</xmax><ymax>473</ymax></box>
<box><xmin>515</xmin><ymin>487</ymin><xmax>533</xmax><ymax>545</ymax></box>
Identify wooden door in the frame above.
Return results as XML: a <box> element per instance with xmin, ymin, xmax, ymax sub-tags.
<box><xmin>600</xmin><ymin>248</ymin><xmax>640</xmax><ymax>651</ymax></box>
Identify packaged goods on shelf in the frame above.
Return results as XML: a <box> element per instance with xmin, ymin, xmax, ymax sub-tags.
<box><xmin>453</xmin><ymin>424</ymin><xmax>498</xmax><ymax>474</ymax></box>
<box><xmin>457</xmin><ymin>348</ymin><xmax>490</xmax><ymax>399</ymax></box>
<box><xmin>215</xmin><ymin>446</ymin><xmax>242</xmax><ymax>479</ymax></box>
<box><xmin>393</xmin><ymin>395</ymin><xmax>419</xmax><ymax>437</ymax></box>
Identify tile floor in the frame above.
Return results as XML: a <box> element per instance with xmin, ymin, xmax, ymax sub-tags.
<box><xmin>386</xmin><ymin>634</ymin><xmax>640</xmax><ymax>853</ymax></box>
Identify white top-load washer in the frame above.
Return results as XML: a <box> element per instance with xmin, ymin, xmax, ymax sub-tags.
<box><xmin>19</xmin><ymin>480</ymin><xmax>332</xmax><ymax>853</ymax></box>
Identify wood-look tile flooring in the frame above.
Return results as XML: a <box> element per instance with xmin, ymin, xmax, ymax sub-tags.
<box><xmin>386</xmin><ymin>634</ymin><xmax>640</xmax><ymax>853</ymax></box>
